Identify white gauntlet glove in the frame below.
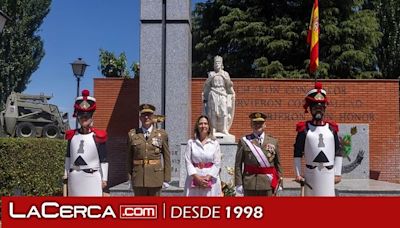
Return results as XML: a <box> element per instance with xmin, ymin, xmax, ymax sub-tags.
<box><xmin>235</xmin><ymin>185</ymin><xmax>244</xmax><ymax>196</ymax></box>
<box><xmin>162</xmin><ymin>182</ymin><xmax>170</xmax><ymax>189</ymax></box>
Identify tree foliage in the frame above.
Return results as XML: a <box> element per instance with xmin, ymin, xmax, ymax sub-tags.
<box><xmin>366</xmin><ymin>0</ymin><xmax>400</xmax><ymax>79</ymax></box>
<box><xmin>192</xmin><ymin>0</ymin><xmax>383</xmax><ymax>79</ymax></box>
<box><xmin>98</xmin><ymin>48</ymin><xmax>131</xmax><ymax>78</ymax></box>
<box><xmin>0</xmin><ymin>0</ymin><xmax>51</xmax><ymax>106</ymax></box>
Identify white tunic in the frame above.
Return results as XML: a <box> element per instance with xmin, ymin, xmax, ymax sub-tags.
<box><xmin>184</xmin><ymin>138</ymin><xmax>222</xmax><ymax>196</ymax></box>
<box><xmin>67</xmin><ymin>132</ymin><xmax>102</xmax><ymax>196</ymax></box>
<box><xmin>304</xmin><ymin>123</ymin><xmax>335</xmax><ymax>196</ymax></box>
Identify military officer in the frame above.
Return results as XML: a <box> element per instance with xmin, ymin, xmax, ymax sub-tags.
<box><xmin>127</xmin><ymin>104</ymin><xmax>171</xmax><ymax>196</ymax></box>
<box><xmin>234</xmin><ymin>112</ymin><xmax>282</xmax><ymax>196</ymax></box>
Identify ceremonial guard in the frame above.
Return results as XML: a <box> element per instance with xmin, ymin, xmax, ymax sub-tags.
<box><xmin>64</xmin><ymin>90</ymin><xmax>108</xmax><ymax>196</ymax></box>
<box><xmin>294</xmin><ymin>82</ymin><xmax>343</xmax><ymax>196</ymax></box>
<box><xmin>234</xmin><ymin>112</ymin><xmax>282</xmax><ymax>196</ymax></box>
<box><xmin>127</xmin><ymin>104</ymin><xmax>171</xmax><ymax>196</ymax></box>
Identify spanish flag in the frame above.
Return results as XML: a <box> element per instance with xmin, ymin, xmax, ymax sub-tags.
<box><xmin>307</xmin><ymin>0</ymin><xmax>319</xmax><ymax>74</ymax></box>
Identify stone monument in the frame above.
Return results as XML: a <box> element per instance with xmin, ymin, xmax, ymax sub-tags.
<box><xmin>339</xmin><ymin>124</ymin><xmax>369</xmax><ymax>179</ymax></box>
<box><xmin>140</xmin><ymin>0</ymin><xmax>191</xmax><ymax>182</ymax></box>
<box><xmin>202</xmin><ymin>55</ymin><xmax>236</xmax><ymax>143</ymax></box>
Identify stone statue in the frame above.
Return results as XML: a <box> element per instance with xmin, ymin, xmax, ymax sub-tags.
<box><xmin>202</xmin><ymin>55</ymin><xmax>235</xmax><ymax>142</ymax></box>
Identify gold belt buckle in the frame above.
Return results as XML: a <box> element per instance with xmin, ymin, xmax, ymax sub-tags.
<box><xmin>143</xmin><ymin>158</ymin><xmax>149</xmax><ymax>165</ymax></box>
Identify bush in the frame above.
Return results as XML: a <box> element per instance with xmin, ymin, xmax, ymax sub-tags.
<box><xmin>0</xmin><ymin>138</ymin><xmax>66</xmax><ymax>196</ymax></box>
<box><xmin>98</xmin><ymin>48</ymin><xmax>131</xmax><ymax>78</ymax></box>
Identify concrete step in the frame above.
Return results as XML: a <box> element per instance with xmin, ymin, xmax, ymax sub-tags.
<box><xmin>110</xmin><ymin>179</ymin><xmax>400</xmax><ymax>196</ymax></box>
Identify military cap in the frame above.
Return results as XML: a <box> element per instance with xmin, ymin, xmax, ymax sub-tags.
<box><xmin>139</xmin><ymin>104</ymin><xmax>155</xmax><ymax>114</ymax></box>
<box><xmin>249</xmin><ymin>112</ymin><xmax>267</xmax><ymax>122</ymax></box>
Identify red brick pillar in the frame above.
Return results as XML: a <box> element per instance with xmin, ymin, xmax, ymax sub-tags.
<box><xmin>94</xmin><ymin>77</ymin><xmax>139</xmax><ymax>187</ymax></box>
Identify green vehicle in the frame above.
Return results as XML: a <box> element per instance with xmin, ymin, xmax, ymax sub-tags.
<box><xmin>0</xmin><ymin>92</ymin><xmax>70</xmax><ymax>138</ymax></box>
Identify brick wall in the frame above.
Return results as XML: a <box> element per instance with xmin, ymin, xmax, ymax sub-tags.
<box><xmin>192</xmin><ymin>79</ymin><xmax>400</xmax><ymax>183</ymax></box>
<box><xmin>94</xmin><ymin>78</ymin><xmax>139</xmax><ymax>187</ymax></box>
<box><xmin>94</xmin><ymin>78</ymin><xmax>400</xmax><ymax>186</ymax></box>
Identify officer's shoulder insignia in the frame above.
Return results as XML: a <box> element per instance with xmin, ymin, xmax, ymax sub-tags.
<box><xmin>156</xmin><ymin>129</ymin><xmax>167</xmax><ymax>136</ymax></box>
<box><xmin>245</xmin><ymin>134</ymin><xmax>254</xmax><ymax>140</ymax></box>
<box><xmin>128</xmin><ymin>128</ymin><xmax>136</xmax><ymax>137</ymax></box>
<box><xmin>266</xmin><ymin>134</ymin><xmax>276</xmax><ymax>141</ymax></box>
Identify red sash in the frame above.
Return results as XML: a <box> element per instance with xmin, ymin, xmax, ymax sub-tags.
<box><xmin>244</xmin><ymin>165</ymin><xmax>279</xmax><ymax>190</ymax></box>
<box><xmin>193</xmin><ymin>162</ymin><xmax>213</xmax><ymax>169</ymax></box>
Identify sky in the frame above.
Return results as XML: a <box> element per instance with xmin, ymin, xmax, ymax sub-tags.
<box><xmin>25</xmin><ymin>0</ymin><xmax>204</xmax><ymax>127</ymax></box>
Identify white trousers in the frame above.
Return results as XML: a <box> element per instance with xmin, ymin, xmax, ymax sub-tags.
<box><xmin>304</xmin><ymin>166</ymin><xmax>335</xmax><ymax>196</ymax></box>
<box><xmin>68</xmin><ymin>170</ymin><xmax>102</xmax><ymax>196</ymax></box>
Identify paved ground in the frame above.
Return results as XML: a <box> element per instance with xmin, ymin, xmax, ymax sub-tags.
<box><xmin>110</xmin><ymin>178</ymin><xmax>400</xmax><ymax>196</ymax></box>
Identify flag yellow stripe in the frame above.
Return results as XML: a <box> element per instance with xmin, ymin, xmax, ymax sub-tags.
<box><xmin>311</xmin><ymin>6</ymin><xmax>319</xmax><ymax>47</ymax></box>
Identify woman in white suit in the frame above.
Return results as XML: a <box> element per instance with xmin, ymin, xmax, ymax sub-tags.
<box><xmin>184</xmin><ymin>115</ymin><xmax>222</xmax><ymax>196</ymax></box>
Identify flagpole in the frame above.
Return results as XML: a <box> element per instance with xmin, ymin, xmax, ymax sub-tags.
<box><xmin>309</xmin><ymin>71</ymin><xmax>317</xmax><ymax>83</ymax></box>
<box><xmin>315</xmin><ymin>71</ymin><xmax>318</xmax><ymax>83</ymax></box>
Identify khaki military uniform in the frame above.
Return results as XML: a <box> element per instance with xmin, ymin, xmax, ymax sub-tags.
<box><xmin>127</xmin><ymin>128</ymin><xmax>171</xmax><ymax>196</ymax></box>
<box><xmin>234</xmin><ymin>133</ymin><xmax>281</xmax><ymax>196</ymax></box>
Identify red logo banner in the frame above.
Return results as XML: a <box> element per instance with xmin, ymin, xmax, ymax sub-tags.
<box><xmin>1</xmin><ymin>197</ymin><xmax>399</xmax><ymax>228</ymax></box>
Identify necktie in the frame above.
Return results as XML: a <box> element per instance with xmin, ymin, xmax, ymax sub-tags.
<box><xmin>145</xmin><ymin>131</ymin><xmax>149</xmax><ymax>140</ymax></box>
<box><xmin>258</xmin><ymin>136</ymin><xmax>262</xmax><ymax>145</ymax></box>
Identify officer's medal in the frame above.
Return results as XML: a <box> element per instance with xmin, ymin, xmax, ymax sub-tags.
<box><xmin>152</xmin><ymin>134</ymin><xmax>162</xmax><ymax>148</ymax></box>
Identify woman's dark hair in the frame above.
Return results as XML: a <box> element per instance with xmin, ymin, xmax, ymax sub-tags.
<box><xmin>194</xmin><ymin>115</ymin><xmax>212</xmax><ymax>139</ymax></box>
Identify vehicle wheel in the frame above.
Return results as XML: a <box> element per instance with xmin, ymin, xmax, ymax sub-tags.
<box><xmin>16</xmin><ymin>122</ymin><xmax>36</xmax><ymax>138</ymax></box>
<box><xmin>42</xmin><ymin>124</ymin><xmax>60</xmax><ymax>139</ymax></box>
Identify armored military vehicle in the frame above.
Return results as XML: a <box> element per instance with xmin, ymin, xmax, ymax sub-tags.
<box><xmin>0</xmin><ymin>92</ymin><xmax>70</xmax><ymax>138</ymax></box>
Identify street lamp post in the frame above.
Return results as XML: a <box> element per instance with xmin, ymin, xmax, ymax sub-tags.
<box><xmin>0</xmin><ymin>10</ymin><xmax>11</xmax><ymax>33</ymax></box>
<box><xmin>70</xmin><ymin>58</ymin><xmax>89</xmax><ymax>128</ymax></box>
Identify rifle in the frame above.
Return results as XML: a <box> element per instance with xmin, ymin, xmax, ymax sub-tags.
<box><xmin>293</xmin><ymin>179</ymin><xmax>312</xmax><ymax>197</ymax></box>
<box><xmin>63</xmin><ymin>178</ymin><xmax>68</xmax><ymax>196</ymax></box>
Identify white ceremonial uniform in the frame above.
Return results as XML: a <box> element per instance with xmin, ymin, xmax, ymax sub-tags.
<box><xmin>304</xmin><ymin>123</ymin><xmax>335</xmax><ymax>196</ymax></box>
<box><xmin>184</xmin><ymin>138</ymin><xmax>222</xmax><ymax>196</ymax></box>
<box><xmin>67</xmin><ymin>132</ymin><xmax>102</xmax><ymax>196</ymax></box>
<box><xmin>294</xmin><ymin>83</ymin><xmax>343</xmax><ymax>196</ymax></box>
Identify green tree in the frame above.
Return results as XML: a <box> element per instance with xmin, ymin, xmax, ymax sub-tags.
<box><xmin>98</xmin><ymin>49</ymin><xmax>131</xmax><ymax>78</ymax></box>
<box><xmin>365</xmin><ymin>0</ymin><xmax>400</xmax><ymax>79</ymax></box>
<box><xmin>192</xmin><ymin>0</ymin><xmax>382</xmax><ymax>79</ymax></box>
<box><xmin>0</xmin><ymin>0</ymin><xmax>51</xmax><ymax>106</ymax></box>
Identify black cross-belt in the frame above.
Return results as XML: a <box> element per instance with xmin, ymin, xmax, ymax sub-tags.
<box><xmin>70</xmin><ymin>168</ymin><xmax>98</xmax><ymax>173</ymax></box>
<box><xmin>306</xmin><ymin>165</ymin><xmax>334</xmax><ymax>170</ymax></box>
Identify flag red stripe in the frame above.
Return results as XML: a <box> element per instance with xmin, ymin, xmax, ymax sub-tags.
<box><xmin>309</xmin><ymin>0</ymin><xmax>319</xmax><ymax>73</ymax></box>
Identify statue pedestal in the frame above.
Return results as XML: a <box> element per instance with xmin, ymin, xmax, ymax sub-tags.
<box><xmin>214</xmin><ymin>132</ymin><xmax>235</xmax><ymax>144</ymax></box>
